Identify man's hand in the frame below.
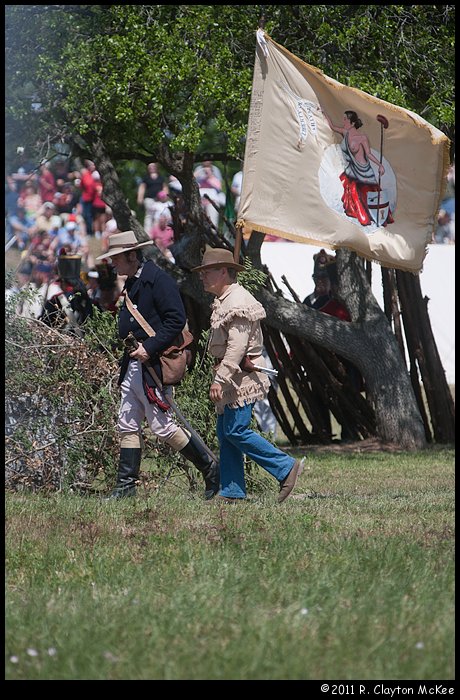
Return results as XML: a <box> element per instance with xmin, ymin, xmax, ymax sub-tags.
<box><xmin>209</xmin><ymin>382</ymin><xmax>223</xmax><ymax>403</ymax></box>
<box><xmin>129</xmin><ymin>343</ymin><xmax>150</xmax><ymax>364</ymax></box>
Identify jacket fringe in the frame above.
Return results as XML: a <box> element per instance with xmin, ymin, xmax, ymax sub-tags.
<box><xmin>210</xmin><ymin>303</ymin><xmax>266</xmax><ymax>329</ymax></box>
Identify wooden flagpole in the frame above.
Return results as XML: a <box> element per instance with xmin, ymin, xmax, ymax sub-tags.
<box><xmin>234</xmin><ymin>13</ymin><xmax>266</xmax><ymax>265</ymax></box>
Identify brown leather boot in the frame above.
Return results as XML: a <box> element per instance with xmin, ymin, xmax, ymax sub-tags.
<box><xmin>278</xmin><ymin>458</ymin><xmax>305</xmax><ymax>503</ymax></box>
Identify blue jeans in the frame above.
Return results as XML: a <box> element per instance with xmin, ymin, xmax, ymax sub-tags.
<box><xmin>216</xmin><ymin>402</ymin><xmax>295</xmax><ymax>499</ymax></box>
<box><xmin>81</xmin><ymin>200</ymin><xmax>94</xmax><ymax>236</ymax></box>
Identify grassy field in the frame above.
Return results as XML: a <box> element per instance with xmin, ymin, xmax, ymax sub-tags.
<box><xmin>5</xmin><ymin>445</ymin><xmax>455</xmax><ymax>681</ymax></box>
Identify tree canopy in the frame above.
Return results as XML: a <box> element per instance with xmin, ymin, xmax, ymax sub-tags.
<box><xmin>5</xmin><ymin>5</ymin><xmax>455</xmax><ymax>170</ymax></box>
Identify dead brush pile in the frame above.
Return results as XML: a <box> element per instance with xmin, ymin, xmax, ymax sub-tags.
<box><xmin>5</xmin><ymin>318</ymin><xmax>121</xmax><ymax>492</ymax></box>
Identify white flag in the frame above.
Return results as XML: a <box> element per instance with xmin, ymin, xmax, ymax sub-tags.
<box><xmin>238</xmin><ymin>33</ymin><xmax>450</xmax><ymax>272</ymax></box>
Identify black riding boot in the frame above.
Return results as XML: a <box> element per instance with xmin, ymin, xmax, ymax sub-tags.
<box><xmin>179</xmin><ymin>435</ymin><xmax>220</xmax><ymax>500</ymax></box>
<box><xmin>104</xmin><ymin>447</ymin><xmax>142</xmax><ymax>500</ymax></box>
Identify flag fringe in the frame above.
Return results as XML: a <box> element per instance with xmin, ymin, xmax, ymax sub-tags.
<box><xmin>239</xmin><ymin>218</ymin><xmax>425</xmax><ymax>275</ymax></box>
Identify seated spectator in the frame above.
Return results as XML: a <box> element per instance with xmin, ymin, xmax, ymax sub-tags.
<box><xmin>7</xmin><ymin>206</ymin><xmax>37</xmax><ymax>250</ymax></box>
<box><xmin>28</xmin><ymin>229</ymin><xmax>55</xmax><ymax>265</ymax></box>
<box><xmin>19</xmin><ymin>261</ymin><xmax>63</xmax><ymax>320</ymax></box>
<box><xmin>5</xmin><ymin>175</ymin><xmax>20</xmax><ymax>219</ymax></box>
<box><xmin>149</xmin><ymin>190</ymin><xmax>173</xmax><ymax>227</ymax></box>
<box><xmin>5</xmin><ymin>260</ymin><xmax>35</xmax><ymax>313</ymax></box>
<box><xmin>85</xmin><ymin>263</ymin><xmax>119</xmax><ymax>314</ymax></box>
<box><xmin>193</xmin><ymin>160</ymin><xmax>223</xmax><ymax>185</ymax></box>
<box><xmin>50</xmin><ymin>213</ymin><xmax>89</xmax><ymax>264</ymax></box>
<box><xmin>52</xmin><ymin>179</ymin><xmax>79</xmax><ymax>216</ymax></box>
<box><xmin>34</xmin><ymin>201</ymin><xmax>58</xmax><ymax>235</ymax></box>
<box><xmin>168</xmin><ymin>175</ymin><xmax>182</xmax><ymax>194</ymax></box>
<box><xmin>49</xmin><ymin>215</ymin><xmax>63</xmax><ymax>240</ymax></box>
<box><xmin>18</xmin><ymin>181</ymin><xmax>42</xmax><ymax>220</ymax></box>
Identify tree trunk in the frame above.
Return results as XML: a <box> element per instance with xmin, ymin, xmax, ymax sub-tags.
<box><xmin>255</xmin><ymin>285</ymin><xmax>426</xmax><ymax>450</ymax></box>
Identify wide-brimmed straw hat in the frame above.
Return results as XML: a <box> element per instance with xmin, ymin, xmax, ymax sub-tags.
<box><xmin>95</xmin><ymin>231</ymin><xmax>152</xmax><ymax>261</ymax></box>
<box><xmin>191</xmin><ymin>247</ymin><xmax>245</xmax><ymax>273</ymax></box>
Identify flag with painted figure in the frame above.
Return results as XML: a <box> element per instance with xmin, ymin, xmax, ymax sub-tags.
<box><xmin>237</xmin><ymin>31</ymin><xmax>450</xmax><ymax>273</ymax></box>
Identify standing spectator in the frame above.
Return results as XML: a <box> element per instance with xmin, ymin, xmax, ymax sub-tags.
<box><xmin>37</xmin><ymin>160</ymin><xmax>56</xmax><ymax>203</ymax></box>
<box><xmin>194</xmin><ymin>161</ymin><xmax>225</xmax><ymax>229</ymax></box>
<box><xmin>230</xmin><ymin>169</ymin><xmax>243</xmax><ymax>217</ymax></box>
<box><xmin>137</xmin><ymin>163</ymin><xmax>168</xmax><ymax>234</ymax></box>
<box><xmin>78</xmin><ymin>160</ymin><xmax>97</xmax><ymax>236</ymax></box>
<box><xmin>192</xmin><ymin>247</ymin><xmax>304</xmax><ymax>503</ymax></box>
<box><xmin>91</xmin><ymin>171</ymin><xmax>107</xmax><ymax>239</ymax></box>
<box><xmin>150</xmin><ymin>214</ymin><xmax>175</xmax><ymax>261</ymax></box>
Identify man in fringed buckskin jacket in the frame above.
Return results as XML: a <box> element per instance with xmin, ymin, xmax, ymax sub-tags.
<box><xmin>192</xmin><ymin>248</ymin><xmax>304</xmax><ymax>503</ymax></box>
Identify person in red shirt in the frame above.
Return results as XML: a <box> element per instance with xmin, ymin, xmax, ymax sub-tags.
<box><xmin>78</xmin><ymin>160</ymin><xmax>97</xmax><ymax>236</ymax></box>
<box><xmin>38</xmin><ymin>160</ymin><xmax>56</xmax><ymax>203</ymax></box>
<box><xmin>91</xmin><ymin>171</ymin><xmax>107</xmax><ymax>238</ymax></box>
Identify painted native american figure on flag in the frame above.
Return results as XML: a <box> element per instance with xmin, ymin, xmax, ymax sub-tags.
<box><xmin>321</xmin><ymin>108</ymin><xmax>395</xmax><ymax>228</ymax></box>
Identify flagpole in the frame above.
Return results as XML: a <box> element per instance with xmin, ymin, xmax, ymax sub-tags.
<box><xmin>234</xmin><ymin>13</ymin><xmax>266</xmax><ymax>265</ymax></box>
<box><xmin>376</xmin><ymin>114</ymin><xmax>389</xmax><ymax>225</ymax></box>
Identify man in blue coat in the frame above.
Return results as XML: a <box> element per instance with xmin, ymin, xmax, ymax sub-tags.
<box><xmin>96</xmin><ymin>231</ymin><xmax>219</xmax><ymax>500</ymax></box>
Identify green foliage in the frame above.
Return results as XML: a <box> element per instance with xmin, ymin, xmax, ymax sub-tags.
<box><xmin>237</xmin><ymin>257</ymin><xmax>268</xmax><ymax>295</ymax></box>
<box><xmin>81</xmin><ymin>306</ymin><xmax>121</xmax><ymax>357</ymax></box>
<box><xmin>176</xmin><ymin>331</ymin><xmax>219</xmax><ymax>454</ymax></box>
<box><xmin>5</xmin><ymin>5</ymin><xmax>454</xmax><ymax>172</ymax></box>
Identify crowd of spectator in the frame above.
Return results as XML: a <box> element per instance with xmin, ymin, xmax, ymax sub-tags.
<box><xmin>5</xmin><ymin>151</ymin><xmax>246</xmax><ymax>325</ymax></box>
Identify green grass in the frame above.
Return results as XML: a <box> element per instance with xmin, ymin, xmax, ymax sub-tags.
<box><xmin>5</xmin><ymin>446</ymin><xmax>455</xmax><ymax>680</ymax></box>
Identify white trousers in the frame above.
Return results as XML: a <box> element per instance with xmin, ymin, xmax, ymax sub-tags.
<box><xmin>117</xmin><ymin>359</ymin><xmax>179</xmax><ymax>442</ymax></box>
